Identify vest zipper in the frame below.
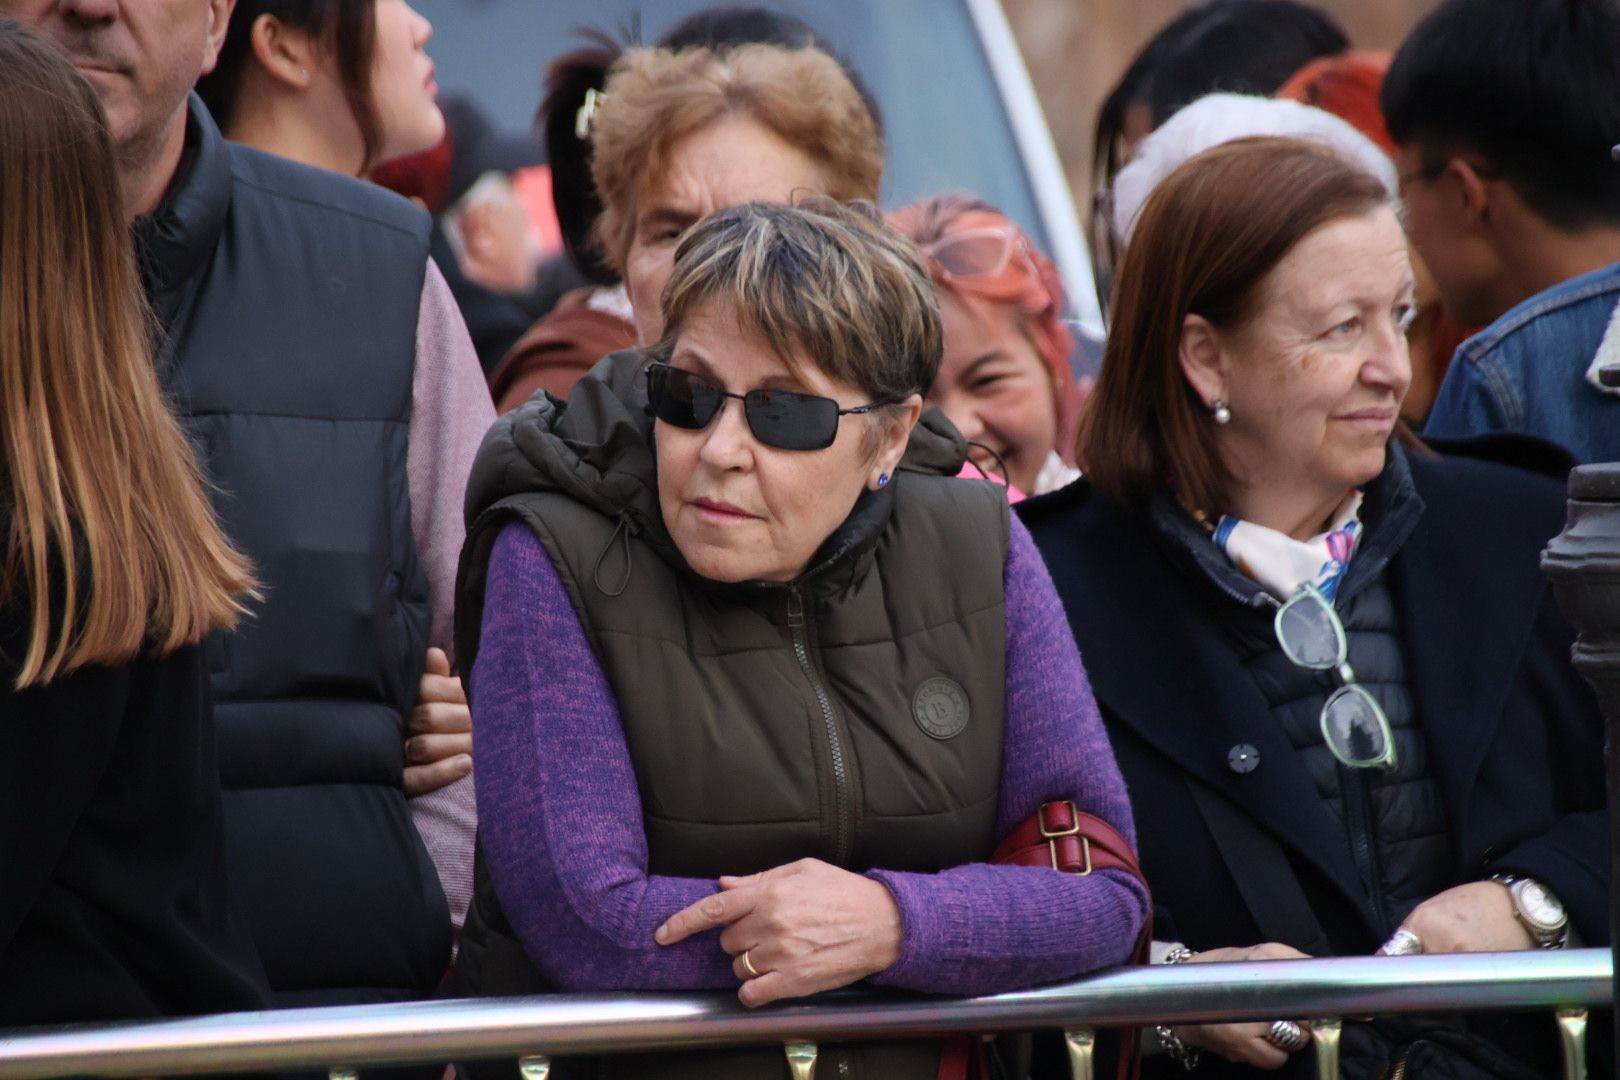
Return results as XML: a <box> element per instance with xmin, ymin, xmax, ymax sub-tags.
<box><xmin>786</xmin><ymin>585</ymin><xmax>852</xmax><ymax>867</ymax></box>
<box><xmin>1344</xmin><ymin>767</ymin><xmax>1391</xmax><ymax>932</ymax></box>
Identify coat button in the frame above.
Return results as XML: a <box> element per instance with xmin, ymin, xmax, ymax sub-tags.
<box><xmin>1228</xmin><ymin>743</ymin><xmax>1260</xmax><ymax>774</ymax></box>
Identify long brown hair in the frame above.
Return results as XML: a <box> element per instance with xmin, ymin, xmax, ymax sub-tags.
<box><xmin>0</xmin><ymin>20</ymin><xmax>256</xmax><ymax>688</ymax></box>
<box><xmin>1079</xmin><ymin>138</ymin><xmax>1391</xmax><ymax>513</ymax></box>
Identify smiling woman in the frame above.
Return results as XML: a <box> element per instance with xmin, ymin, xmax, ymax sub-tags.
<box><xmin>452</xmin><ymin>198</ymin><xmax>1148</xmax><ymax>1080</ymax></box>
<box><xmin>891</xmin><ymin>194</ymin><xmax>1084</xmax><ymax>495</ymax></box>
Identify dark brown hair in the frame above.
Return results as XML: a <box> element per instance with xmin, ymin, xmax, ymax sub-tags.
<box><xmin>199</xmin><ymin>0</ymin><xmax>382</xmax><ymax>170</ymax></box>
<box><xmin>0</xmin><ymin>19</ymin><xmax>256</xmax><ymax>687</ymax></box>
<box><xmin>1079</xmin><ymin>137</ymin><xmax>1392</xmax><ymax>513</ymax></box>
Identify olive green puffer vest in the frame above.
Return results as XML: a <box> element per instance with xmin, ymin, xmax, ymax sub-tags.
<box><xmin>454</xmin><ymin>352</ymin><xmax>1010</xmax><ymax>1080</ymax></box>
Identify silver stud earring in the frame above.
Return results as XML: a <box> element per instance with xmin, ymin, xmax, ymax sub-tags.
<box><xmin>1211</xmin><ymin>399</ymin><xmax>1232</xmax><ymax>425</ymax></box>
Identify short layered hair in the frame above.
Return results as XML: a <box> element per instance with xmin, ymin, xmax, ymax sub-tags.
<box><xmin>590</xmin><ymin>44</ymin><xmax>883</xmax><ymax>273</ymax></box>
<box><xmin>1080</xmin><ymin>138</ymin><xmax>1392</xmax><ymax>514</ymax></box>
<box><xmin>652</xmin><ymin>199</ymin><xmax>940</xmax><ymax>407</ymax></box>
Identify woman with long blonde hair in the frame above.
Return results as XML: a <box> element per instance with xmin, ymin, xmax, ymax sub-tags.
<box><xmin>0</xmin><ymin>18</ymin><xmax>270</xmax><ymax>1021</ymax></box>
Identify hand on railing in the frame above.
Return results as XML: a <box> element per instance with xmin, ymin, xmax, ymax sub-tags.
<box><xmin>1387</xmin><ymin>881</ymin><xmax>1536</xmax><ymax>954</ymax></box>
<box><xmin>1169</xmin><ymin>944</ymin><xmax>1313</xmax><ymax>1071</ymax></box>
<box><xmin>655</xmin><ymin>858</ymin><xmax>903</xmax><ymax>1008</ymax></box>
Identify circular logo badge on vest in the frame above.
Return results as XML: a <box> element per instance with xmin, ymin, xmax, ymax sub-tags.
<box><xmin>912</xmin><ymin>677</ymin><xmax>970</xmax><ymax>740</ymax></box>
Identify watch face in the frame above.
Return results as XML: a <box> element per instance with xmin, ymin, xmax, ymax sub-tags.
<box><xmin>1517</xmin><ymin>880</ymin><xmax>1566</xmax><ymax>929</ymax></box>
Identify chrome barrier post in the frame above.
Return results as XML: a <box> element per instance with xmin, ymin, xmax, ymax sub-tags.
<box><xmin>1542</xmin><ymin>448</ymin><xmax>1620</xmax><ymax>1071</ymax></box>
<box><xmin>1558</xmin><ymin>1008</ymin><xmax>1590</xmax><ymax>1080</ymax></box>
<box><xmin>784</xmin><ymin>1041</ymin><xmax>817</xmax><ymax>1080</ymax></box>
<box><xmin>1310</xmin><ymin>1018</ymin><xmax>1341</xmax><ymax>1079</ymax></box>
<box><xmin>1062</xmin><ymin>1028</ymin><xmax>1095</xmax><ymax>1080</ymax></box>
<box><xmin>517</xmin><ymin>1055</ymin><xmax>551</xmax><ymax>1080</ymax></box>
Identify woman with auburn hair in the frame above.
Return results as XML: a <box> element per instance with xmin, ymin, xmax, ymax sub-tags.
<box><xmin>891</xmin><ymin>194</ymin><xmax>1084</xmax><ymax>496</ymax></box>
<box><xmin>1021</xmin><ymin>139</ymin><xmax>1602</xmax><ymax>1077</ymax></box>
<box><xmin>0</xmin><ymin>20</ymin><xmax>268</xmax><ymax>1021</ymax></box>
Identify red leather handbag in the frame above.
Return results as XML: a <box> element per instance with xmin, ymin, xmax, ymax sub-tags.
<box><xmin>937</xmin><ymin>800</ymin><xmax>1153</xmax><ymax>1080</ymax></box>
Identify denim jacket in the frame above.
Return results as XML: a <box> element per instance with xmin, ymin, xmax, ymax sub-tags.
<box><xmin>1423</xmin><ymin>261</ymin><xmax>1620</xmax><ymax>465</ymax></box>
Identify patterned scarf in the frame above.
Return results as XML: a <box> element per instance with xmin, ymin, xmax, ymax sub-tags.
<box><xmin>1212</xmin><ymin>491</ymin><xmax>1364</xmax><ymax>601</ymax></box>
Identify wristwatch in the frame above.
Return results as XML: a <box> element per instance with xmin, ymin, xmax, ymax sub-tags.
<box><xmin>1491</xmin><ymin>874</ymin><xmax>1569</xmax><ymax>949</ymax></box>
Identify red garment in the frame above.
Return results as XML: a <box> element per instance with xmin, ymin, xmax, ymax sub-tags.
<box><xmin>488</xmin><ymin>286</ymin><xmax>638</xmax><ymax>413</ymax></box>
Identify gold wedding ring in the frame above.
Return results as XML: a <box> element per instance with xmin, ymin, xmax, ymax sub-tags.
<box><xmin>740</xmin><ymin>948</ymin><xmax>761</xmax><ymax>979</ymax></box>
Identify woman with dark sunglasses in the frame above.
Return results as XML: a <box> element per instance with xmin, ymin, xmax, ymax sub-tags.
<box><xmin>452</xmin><ymin>198</ymin><xmax>1148</xmax><ymax>1079</ymax></box>
<box><xmin>1020</xmin><ymin>139</ymin><xmax>1604</xmax><ymax>1078</ymax></box>
<box><xmin>891</xmin><ymin>195</ymin><xmax>1087</xmax><ymax>497</ymax></box>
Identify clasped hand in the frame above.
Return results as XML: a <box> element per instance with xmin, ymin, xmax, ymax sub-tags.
<box><xmin>403</xmin><ymin>647</ymin><xmax>473</xmax><ymax>796</ymax></box>
<box><xmin>656</xmin><ymin>858</ymin><xmax>903</xmax><ymax>1007</ymax></box>
<box><xmin>1176</xmin><ymin>881</ymin><xmax>1535</xmax><ymax>1070</ymax></box>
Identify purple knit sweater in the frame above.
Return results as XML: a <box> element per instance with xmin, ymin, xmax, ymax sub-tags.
<box><xmin>472</xmin><ymin>515</ymin><xmax>1147</xmax><ymax>996</ymax></box>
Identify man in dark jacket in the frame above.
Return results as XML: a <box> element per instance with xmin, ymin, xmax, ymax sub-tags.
<box><xmin>3</xmin><ymin>0</ymin><xmax>494</xmax><ymax>1005</ymax></box>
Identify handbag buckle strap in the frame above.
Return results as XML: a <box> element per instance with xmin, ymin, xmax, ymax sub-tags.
<box><xmin>1040</xmin><ymin>801</ymin><xmax>1092</xmax><ymax>874</ymax></box>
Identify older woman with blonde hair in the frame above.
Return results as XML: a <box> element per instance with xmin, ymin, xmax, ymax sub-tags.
<box><xmin>456</xmin><ymin>198</ymin><xmax>1148</xmax><ymax>1079</ymax></box>
<box><xmin>1022</xmin><ymin>138</ymin><xmax>1604</xmax><ymax>1077</ymax></box>
<box><xmin>0</xmin><ymin>18</ymin><xmax>266</xmax><ymax>1020</ymax></box>
<box><xmin>489</xmin><ymin>40</ymin><xmax>883</xmax><ymax>412</ymax></box>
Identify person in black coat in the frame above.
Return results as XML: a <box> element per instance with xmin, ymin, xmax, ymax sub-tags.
<box><xmin>1021</xmin><ymin>138</ymin><xmax>1606</xmax><ymax>1078</ymax></box>
<box><xmin>0</xmin><ymin>19</ymin><xmax>268</xmax><ymax>1024</ymax></box>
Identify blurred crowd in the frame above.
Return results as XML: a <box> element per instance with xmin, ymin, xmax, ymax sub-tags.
<box><xmin>2</xmin><ymin>1</ymin><xmax>1616</xmax><ymax>1078</ymax></box>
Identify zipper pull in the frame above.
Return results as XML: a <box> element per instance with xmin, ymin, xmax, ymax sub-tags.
<box><xmin>786</xmin><ymin>587</ymin><xmax>805</xmax><ymax>629</ymax></box>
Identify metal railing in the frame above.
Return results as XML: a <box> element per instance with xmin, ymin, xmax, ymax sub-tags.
<box><xmin>0</xmin><ymin>950</ymin><xmax>1608</xmax><ymax>1080</ymax></box>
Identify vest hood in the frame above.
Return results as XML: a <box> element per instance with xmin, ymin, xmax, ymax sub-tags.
<box><xmin>464</xmin><ymin>349</ymin><xmax>972</xmax><ymax>590</ymax></box>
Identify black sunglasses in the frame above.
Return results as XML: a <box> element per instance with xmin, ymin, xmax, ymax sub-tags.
<box><xmin>644</xmin><ymin>362</ymin><xmax>893</xmax><ymax>451</ymax></box>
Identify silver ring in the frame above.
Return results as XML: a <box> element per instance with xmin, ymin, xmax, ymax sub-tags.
<box><xmin>1265</xmin><ymin>1019</ymin><xmax>1308</xmax><ymax>1053</ymax></box>
<box><xmin>1378</xmin><ymin>928</ymin><xmax>1423</xmax><ymax>956</ymax></box>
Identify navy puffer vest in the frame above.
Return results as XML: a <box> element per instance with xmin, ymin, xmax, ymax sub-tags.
<box><xmin>134</xmin><ymin>98</ymin><xmax>450</xmax><ymax>1004</ymax></box>
<box><xmin>1220</xmin><ymin>573</ymin><xmax>1452</xmax><ymax>933</ymax></box>
<box><xmin>1155</xmin><ymin>462</ymin><xmax>1453</xmax><ymax>938</ymax></box>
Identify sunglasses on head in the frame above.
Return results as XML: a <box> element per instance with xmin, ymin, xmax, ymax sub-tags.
<box><xmin>644</xmin><ymin>362</ymin><xmax>893</xmax><ymax>452</ymax></box>
<box><xmin>924</xmin><ymin>226</ymin><xmax>1024</xmax><ymax>282</ymax></box>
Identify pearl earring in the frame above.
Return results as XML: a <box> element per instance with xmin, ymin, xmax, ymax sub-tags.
<box><xmin>1211</xmin><ymin>399</ymin><xmax>1232</xmax><ymax>425</ymax></box>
